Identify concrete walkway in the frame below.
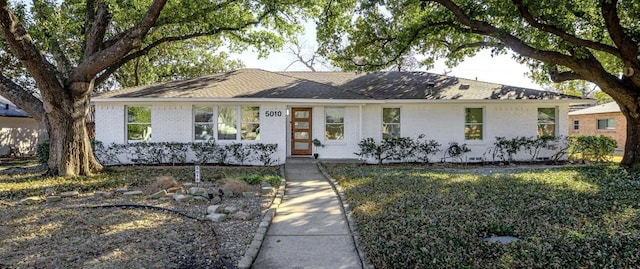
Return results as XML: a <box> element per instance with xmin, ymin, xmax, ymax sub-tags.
<box><xmin>252</xmin><ymin>158</ymin><xmax>363</xmax><ymax>269</ymax></box>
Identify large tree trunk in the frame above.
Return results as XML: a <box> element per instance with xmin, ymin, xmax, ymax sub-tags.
<box><xmin>45</xmin><ymin>83</ymin><xmax>103</xmax><ymax>176</ymax></box>
<box><xmin>620</xmin><ymin>105</ymin><xmax>640</xmax><ymax>168</ymax></box>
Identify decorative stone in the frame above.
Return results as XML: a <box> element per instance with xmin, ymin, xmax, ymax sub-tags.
<box><xmin>19</xmin><ymin>196</ymin><xmax>43</xmax><ymax>205</ymax></box>
<box><xmin>189</xmin><ymin>187</ymin><xmax>208</xmax><ymax>197</ymax></box>
<box><xmin>94</xmin><ymin>191</ymin><xmax>114</xmax><ymax>198</ymax></box>
<box><xmin>242</xmin><ymin>192</ymin><xmax>256</xmax><ymax>198</ymax></box>
<box><xmin>123</xmin><ymin>190</ymin><xmax>144</xmax><ymax>196</ymax></box>
<box><xmin>224</xmin><ymin>206</ymin><xmax>239</xmax><ymax>214</ymax></box>
<box><xmin>207</xmin><ymin>205</ymin><xmax>223</xmax><ymax>215</ymax></box>
<box><xmin>482</xmin><ymin>236</ymin><xmax>520</xmax><ymax>244</ymax></box>
<box><xmin>59</xmin><ymin>191</ymin><xmax>79</xmax><ymax>198</ymax></box>
<box><xmin>206</xmin><ymin>213</ymin><xmax>227</xmax><ymax>222</ymax></box>
<box><xmin>260</xmin><ymin>182</ymin><xmax>272</xmax><ymax>188</ymax></box>
<box><xmin>173</xmin><ymin>193</ymin><xmax>194</xmax><ymax>202</ymax></box>
<box><xmin>182</xmin><ymin>183</ymin><xmax>194</xmax><ymax>187</ymax></box>
<box><xmin>115</xmin><ymin>187</ymin><xmax>128</xmax><ymax>193</ymax></box>
<box><xmin>46</xmin><ymin>196</ymin><xmax>62</xmax><ymax>203</ymax></box>
<box><xmin>150</xmin><ymin>190</ymin><xmax>167</xmax><ymax>199</ymax></box>
<box><xmin>166</xmin><ymin>186</ymin><xmax>182</xmax><ymax>193</ymax></box>
<box><xmin>231</xmin><ymin>211</ymin><xmax>251</xmax><ymax>220</ymax></box>
<box><xmin>210</xmin><ymin>196</ymin><xmax>222</xmax><ymax>205</ymax></box>
<box><xmin>45</xmin><ymin>188</ymin><xmax>57</xmax><ymax>196</ymax></box>
<box><xmin>261</xmin><ymin>186</ymin><xmax>273</xmax><ymax>194</ymax></box>
<box><xmin>193</xmin><ymin>196</ymin><xmax>209</xmax><ymax>202</ymax></box>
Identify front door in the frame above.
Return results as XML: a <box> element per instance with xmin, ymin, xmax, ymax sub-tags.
<box><xmin>291</xmin><ymin>107</ymin><xmax>312</xmax><ymax>155</ymax></box>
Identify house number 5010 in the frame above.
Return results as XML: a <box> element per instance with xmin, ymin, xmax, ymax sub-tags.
<box><xmin>265</xmin><ymin>111</ymin><xmax>282</xmax><ymax>117</ymax></box>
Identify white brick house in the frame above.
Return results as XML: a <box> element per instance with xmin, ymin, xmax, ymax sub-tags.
<box><xmin>92</xmin><ymin>69</ymin><xmax>590</xmax><ymax>165</ymax></box>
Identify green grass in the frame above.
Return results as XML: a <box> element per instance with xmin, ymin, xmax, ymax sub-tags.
<box><xmin>0</xmin><ymin>165</ymin><xmax>280</xmax><ymax>201</ymax></box>
<box><xmin>324</xmin><ymin>164</ymin><xmax>640</xmax><ymax>268</ymax></box>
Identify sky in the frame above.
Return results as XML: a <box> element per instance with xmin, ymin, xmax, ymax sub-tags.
<box><xmin>231</xmin><ymin>22</ymin><xmax>544</xmax><ymax>90</ymax></box>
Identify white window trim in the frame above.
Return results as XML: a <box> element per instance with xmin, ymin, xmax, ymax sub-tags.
<box><xmin>464</xmin><ymin>107</ymin><xmax>485</xmax><ymax>142</ymax></box>
<box><xmin>597</xmin><ymin>118</ymin><xmax>615</xmax><ymax>130</ymax></box>
<box><xmin>193</xmin><ymin>105</ymin><xmax>260</xmax><ymax>142</ymax></box>
<box><xmin>382</xmin><ymin>107</ymin><xmax>401</xmax><ymax>139</ymax></box>
<box><xmin>538</xmin><ymin>107</ymin><xmax>558</xmax><ymax>137</ymax></box>
<box><xmin>126</xmin><ymin>105</ymin><xmax>152</xmax><ymax>143</ymax></box>
<box><xmin>325</xmin><ymin>107</ymin><xmax>345</xmax><ymax>141</ymax></box>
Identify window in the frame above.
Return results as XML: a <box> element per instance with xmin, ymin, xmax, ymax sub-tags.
<box><xmin>573</xmin><ymin>120</ymin><xmax>579</xmax><ymax>130</ymax></box>
<box><xmin>465</xmin><ymin>108</ymin><xmax>483</xmax><ymax>140</ymax></box>
<box><xmin>127</xmin><ymin>106</ymin><xmax>151</xmax><ymax>141</ymax></box>
<box><xmin>194</xmin><ymin>105</ymin><xmax>214</xmax><ymax>141</ymax></box>
<box><xmin>597</xmin><ymin>118</ymin><xmax>615</xmax><ymax>130</ymax></box>
<box><xmin>241</xmin><ymin>106</ymin><xmax>260</xmax><ymax>140</ymax></box>
<box><xmin>194</xmin><ymin>105</ymin><xmax>260</xmax><ymax>141</ymax></box>
<box><xmin>538</xmin><ymin>108</ymin><xmax>556</xmax><ymax>137</ymax></box>
<box><xmin>325</xmin><ymin>107</ymin><xmax>344</xmax><ymax>140</ymax></box>
<box><xmin>382</xmin><ymin>107</ymin><xmax>400</xmax><ymax>139</ymax></box>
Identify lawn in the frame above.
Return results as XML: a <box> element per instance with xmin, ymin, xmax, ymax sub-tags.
<box><xmin>1</xmin><ymin>164</ymin><xmax>280</xmax><ymax>268</ymax></box>
<box><xmin>323</xmin><ymin>164</ymin><xmax>640</xmax><ymax>268</ymax></box>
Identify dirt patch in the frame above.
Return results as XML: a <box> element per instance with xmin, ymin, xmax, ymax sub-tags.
<box><xmin>0</xmin><ymin>178</ymin><xmax>276</xmax><ymax>268</ymax></box>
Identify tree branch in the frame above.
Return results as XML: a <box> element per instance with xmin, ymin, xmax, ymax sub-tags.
<box><xmin>96</xmin><ymin>19</ymin><xmax>263</xmax><ymax>85</ymax></box>
<box><xmin>70</xmin><ymin>0</ymin><xmax>167</xmax><ymax>84</ymax></box>
<box><xmin>84</xmin><ymin>1</ymin><xmax>111</xmax><ymax>58</ymax></box>
<box><xmin>601</xmin><ymin>1</ymin><xmax>640</xmax><ymax>68</ymax></box>
<box><xmin>512</xmin><ymin>0</ymin><xmax>621</xmax><ymax>57</ymax></box>
<box><xmin>549</xmin><ymin>70</ymin><xmax>586</xmax><ymax>83</ymax></box>
<box><xmin>0</xmin><ymin>73</ymin><xmax>45</xmax><ymax>122</ymax></box>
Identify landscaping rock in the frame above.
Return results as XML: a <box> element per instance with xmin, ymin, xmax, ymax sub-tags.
<box><xmin>260</xmin><ymin>182</ymin><xmax>272</xmax><ymax>188</ymax></box>
<box><xmin>150</xmin><ymin>190</ymin><xmax>167</xmax><ymax>199</ymax></box>
<box><xmin>231</xmin><ymin>211</ymin><xmax>251</xmax><ymax>220</ymax></box>
<box><xmin>207</xmin><ymin>205</ymin><xmax>223</xmax><ymax>215</ymax></box>
<box><xmin>210</xmin><ymin>196</ymin><xmax>222</xmax><ymax>205</ymax></box>
<box><xmin>482</xmin><ymin>236</ymin><xmax>520</xmax><ymax>244</ymax></box>
<box><xmin>224</xmin><ymin>206</ymin><xmax>239</xmax><ymax>214</ymax></box>
<box><xmin>206</xmin><ymin>213</ymin><xmax>227</xmax><ymax>222</ymax></box>
<box><xmin>59</xmin><ymin>191</ymin><xmax>80</xmax><ymax>198</ymax></box>
<box><xmin>123</xmin><ymin>190</ymin><xmax>144</xmax><ymax>196</ymax></box>
<box><xmin>193</xmin><ymin>196</ymin><xmax>209</xmax><ymax>202</ymax></box>
<box><xmin>94</xmin><ymin>191</ymin><xmax>114</xmax><ymax>198</ymax></box>
<box><xmin>242</xmin><ymin>192</ymin><xmax>256</xmax><ymax>198</ymax></box>
<box><xmin>183</xmin><ymin>183</ymin><xmax>194</xmax><ymax>188</ymax></box>
<box><xmin>19</xmin><ymin>196</ymin><xmax>43</xmax><ymax>205</ymax></box>
<box><xmin>46</xmin><ymin>196</ymin><xmax>62</xmax><ymax>203</ymax></box>
<box><xmin>45</xmin><ymin>188</ymin><xmax>57</xmax><ymax>196</ymax></box>
<box><xmin>166</xmin><ymin>186</ymin><xmax>182</xmax><ymax>193</ymax></box>
<box><xmin>189</xmin><ymin>187</ymin><xmax>208</xmax><ymax>197</ymax></box>
<box><xmin>261</xmin><ymin>186</ymin><xmax>273</xmax><ymax>194</ymax></box>
<box><xmin>115</xmin><ymin>187</ymin><xmax>128</xmax><ymax>193</ymax></box>
<box><xmin>173</xmin><ymin>193</ymin><xmax>194</xmax><ymax>202</ymax></box>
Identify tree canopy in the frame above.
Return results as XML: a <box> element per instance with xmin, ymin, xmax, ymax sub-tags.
<box><xmin>317</xmin><ymin>0</ymin><xmax>640</xmax><ymax>166</ymax></box>
<box><xmin>0</xmin><ymin>0</ymin><xmax>320</xmax><ymax>175</ymax></box>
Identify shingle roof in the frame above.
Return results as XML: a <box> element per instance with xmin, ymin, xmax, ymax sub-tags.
<box><xmin>569</xmin><ymin>101</ymin><xmax>620</xmax><ymax>115</ymax></box>
<box><xmin>0</xmin><ymin>95</ymin><xmax>30</xmax><ymax>118</ymax></box>
<box><xmin>94</xmin><ymin>68</ymin><xmax>586</xmax><ymax>102</ymax></box>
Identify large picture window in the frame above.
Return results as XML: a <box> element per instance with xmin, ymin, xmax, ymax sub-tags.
<box><xmin>538</xmin><ymin>108</ymin><xmax>556</xmax><ymax>137</ymax></box>
<box><xmin>325</xmin><ymin>107</ymin><xmax>344</xmax><ymax>140</ymax></box>
<box><xmin>241</xmin><ymin>106</ymin><xmax>260</xmax><ymax>140</ymax></box>
<box><xmin>194</xmin><ymin>105</ymin><xmax>260</xmax><ymax>141</ymax></box>
<box><xmin>127</xmin><ymin>106</ymin><xmax>151</xmax><ymax>141</ymax></box>
<box><xmin>465</xmin><ymin>108</ymin><xmax>483</xmax><ymax>140</ymax></box>
<box><xmin>597</xmin><ymin>118</ymin><xmax>615</xmax><ymax>130</ymax></box>
<box><xmin>194</xmin><ymin>105</ymin><xmax>214</xmax><ymax>141</ymax></box>
<box><xmin>382</xmin><ymin>107</ymin><xmax>400</xmax><ymax>139</ymax></box>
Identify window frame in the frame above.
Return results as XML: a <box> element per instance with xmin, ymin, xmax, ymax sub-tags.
<box><xmin>464</xmin><ymin>107</ymin><xmax>484</xmax><ymax>141</ymax></box>
<box><xmin>193</xmin><ymin>105</ymin><xmax>260</xmax><ymax>142</ymax></box>
<box><xmin>573</xmin><ymin>119</ymin><xmax>580</xmax><ymax>130</ymax></box>
<box><xmin>126</xmin><ymin>105</ymin><xmax>152</xmax><ymax>142</ymax></box>
<box><xmin>537</xmin><ymin>107</ymin><xmax>557</xmax><ymax>138</ymax></box>
<box><xmin>382</xmin><ymin>107</ymin><xmax>401</xmax><ymax>139</ymax></box>
<box><xmin>597</xmin><ymin>118</ymin><xmax>615</xmax><ymax>130</ymax></box>
<box><xmin>325</xmin><ymin>107</ymin><xmax>345</xmax><ymax>141</ymax></box>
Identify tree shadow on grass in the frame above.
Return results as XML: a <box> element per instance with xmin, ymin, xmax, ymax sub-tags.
<box><xmin>324</xmin><ymin>164</ymin><xmax>640</xmax><ymax>269</ymax></box>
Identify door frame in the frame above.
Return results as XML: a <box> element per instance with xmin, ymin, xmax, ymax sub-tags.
<box><xmin>290</xmin><ymin>107</ymin><xmax>313</xmax><ymax>155</ymax></box>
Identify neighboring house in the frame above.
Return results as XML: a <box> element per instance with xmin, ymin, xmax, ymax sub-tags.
<box><xmin>568</xmin><ymin>102</ymin><xmax>625</xmax><ymax>150</ymax></box>
<box><xmin>92</xmin><ymin>69</ymin><xmax>591</xmax><ymax>165</ymax></box>
<box><xmin>0</xmin><ymin>95</ymin><xmax>42</xmax><ymax>156</ymax></box>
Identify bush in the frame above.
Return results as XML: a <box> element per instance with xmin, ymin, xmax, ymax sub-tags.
<box><xmin>354</xmin><ymin>136</ymin><xmax>417</xmax><ymax>164</ymax></box>
<box><xmin>36</xmin><ymin>140</ymin><xmax>50</xmax><ymax>165</ymax></box>
<box><xmin>569</xmin><ymin>135</ymin><xmax>617</xmax><ymax>162</ymax></box>
<box><xmin>220</xmin><ymin>178</ymin><xmax>250</xmax><ymax>195</ymax></box>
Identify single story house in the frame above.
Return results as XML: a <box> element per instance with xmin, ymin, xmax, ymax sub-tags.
<box><xmin>92</xmin><ymin>69</ymin><xmax>590</xmax><ymax>165</ymax></box>
<box><xmin>568</xmin><ymin>102</ymin><xmax>625</xmax><ymax>150</ymax></box>
<box><xmin>0</xmin><ymin>95</ymin><xmax>42</xmax><ymax>156</ymax></box>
